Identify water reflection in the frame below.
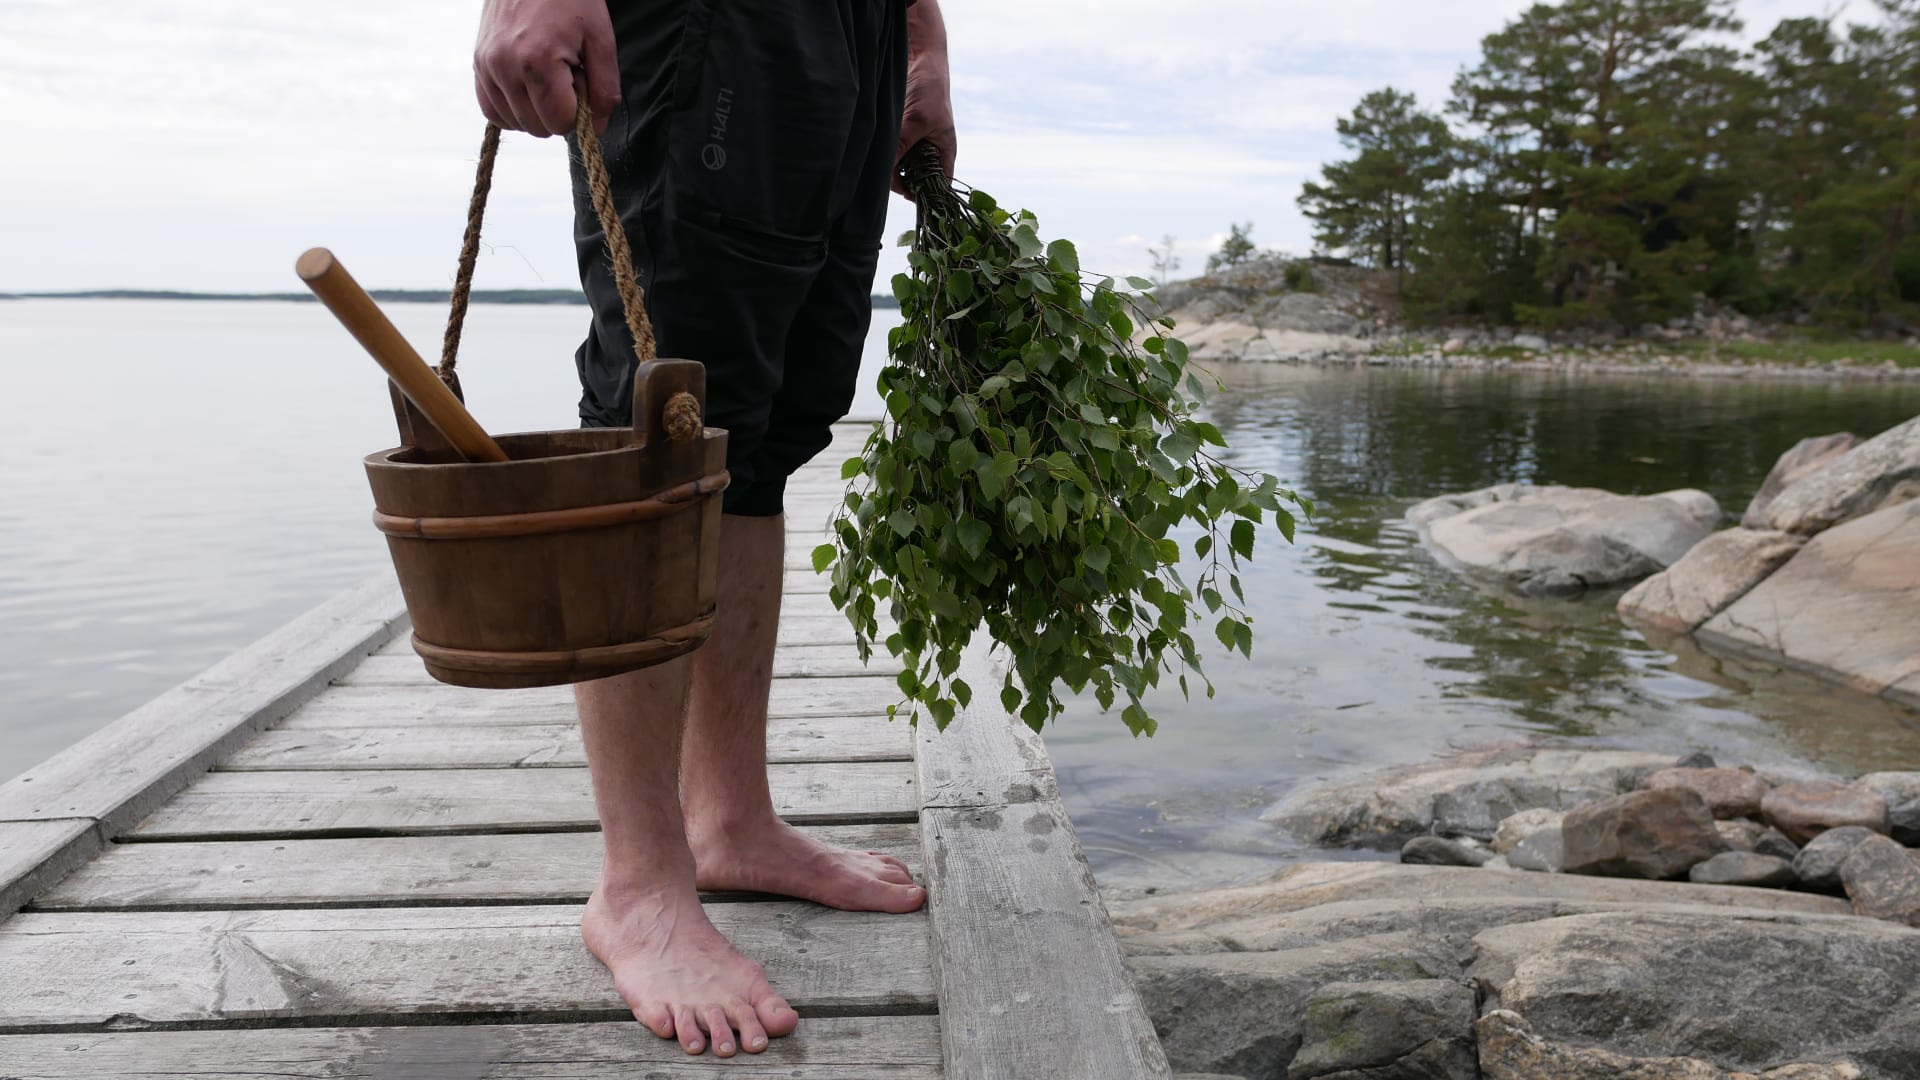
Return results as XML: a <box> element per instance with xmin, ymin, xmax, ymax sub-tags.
<box><xmin>1049</xmin><ymin>364</ymin><xmax>1920</xmax><ymax>895</ymax></box>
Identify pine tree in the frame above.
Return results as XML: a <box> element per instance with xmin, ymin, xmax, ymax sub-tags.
<box><xmin>1298</xmin><ymin>89</ymin><xmax>1456</xmax><ymax>284</ymax></box>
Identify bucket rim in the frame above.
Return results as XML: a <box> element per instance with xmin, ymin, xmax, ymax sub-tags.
<box><xmin>363</xmin><ymin>426</ymin><xmax>724</xmax><ymax>470</ymax></box>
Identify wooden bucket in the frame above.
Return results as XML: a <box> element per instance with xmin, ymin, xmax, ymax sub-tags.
<box><xmin>367</xmin><ymin>361</ymin><xmax>726</xmax><ymax>689</ymax></box>
<box><xmin>337</xmin><ymin>107</ymin><xmax>726</xmax><ymax>689</ymax></box>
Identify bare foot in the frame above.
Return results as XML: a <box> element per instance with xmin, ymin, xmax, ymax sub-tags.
<box><xmin>582</xmin><ymin>882</ymin><xmax>801</xmax><ymax>1056</ymax></box>
<box><xmin>690</xmin><ymin>818</ymin><xmax>927</xmax><ymax>912</ymax></box>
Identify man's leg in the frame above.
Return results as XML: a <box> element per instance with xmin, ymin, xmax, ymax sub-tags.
<box><xmin>678</xmin><ymin>511</ymin><xmax>925</xmax><ymax>911</ymax></box>
<box><xmin>575</xmin><ymin>657</ymin><xmax>801</xmax><ymax>1058</ymax></box>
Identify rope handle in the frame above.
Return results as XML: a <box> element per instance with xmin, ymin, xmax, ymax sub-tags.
<box><xmin>439</xmin><ymin>96</ymin><xmax>663</xmax><ymax>401</ymax></box>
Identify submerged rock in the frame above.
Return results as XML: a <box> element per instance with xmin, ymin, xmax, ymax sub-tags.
<box><xmin>1762</xmin><ymin>781</ymin><xmax>1890</xmax><ymax>845</ymax></box>
<box><xmin>1263</xmin><ymin>746</ymin><xmax>1674</xmax><ymax>850</ymax></box>
<box><xmin>1410</xmin><ymin>483</ymin><xmax>1720</xmax><ymax>595</ymax></box>
<box><xmin>1744</xmin><ymin>432</ymin><xmax>1864</xmax><ymax>529</ymax></box>
<box><xmin>1618</xmin><ymin>527</ymin><xmax>1805</xmax><ymax>634</ymax></box>
<box><xmin>1562</xmin><ymin>787</ymin><xmax>1729</xmax><ymax>880</ymax></box>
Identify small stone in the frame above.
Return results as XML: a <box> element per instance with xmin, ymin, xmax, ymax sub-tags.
<box><xmin>1511</xmin><ymin>333</ymin><xmax>1549</xmax><ymax>351</ymax></box>
<box><xmin>1675</xmin><ymin>750</ymin><xmax>1718</xmax><ymax>769</ymax></box>
<box><xmin>1798</xmin><ymin>826</ymin><xmax>1888</xmax><ymax>892</ymax></box>
<box><xmin>1644</xmin><ymin>766</ymin><xmax>1771</xmax><ymax>819</ymax></box>
<box><xmin>1562</xmin><ymin>787</ymin><xmax>1729</xmax><ymax>880</ymax></box>
<box><xmin>1442</xmin><ymin>337</ymin><xmax>1465</xmax><ymax>354</ymax></box>
<box><xmin>1762</xmin><ymin>781</ymin><xmax>1890</xmax><ymax>845</ymax></box>
<box><xmin>1688</xmin><ymin>851</ymin><xmax>1796</xmax><ymax>888</ymax></box>
<box><xmin>1507</xmin><ymin>830</ymin><xmax>1564</xmax><ymax>873</ymax></box>
<box><xmin>1492</xmin><ymin>808</ymin><xmax>1564</xmax><ymax>855</ymax></box>
<box><xmin>1400</xmin><ymin>836</ymin><xmax>1492</xmax><ymax>867</ymax></box>
<box><xmin>1857</xmin><ymin>772</ymin><xmax>1920</xmax><ymax>846</ymax></box>
<box><xmin>1841</xmin><ymin>833</ymin><xmax>1920</xmax><ymax>926</ymax></box>
<box><xmin>1754</xmin><ymin>828</ymin><xmax>1801</xmax><ymax>860</ymax></box>
<box><xmin>1716</xmin><ymin>819</ymin><xmax>1764</xmax><ymax>852</ymax></box>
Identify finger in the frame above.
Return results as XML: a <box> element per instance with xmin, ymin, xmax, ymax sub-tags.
<box><xmin>474</xmin><ymin>73</ymin><xmax>508</xmax><ymax>128</ymax></box>
<box><xmin>727</xmin><ymin>997</ymin><xmax>770</xmax><ymax>1054</ymax></box>
<box><xmin>934</xmin><ymin>127</ymin><xmax>957</xmax><ymax>178</ymax></box>
<box><xmin>673</xmin><ymin>1004</ymin><xmax>706</xmax><ymax>1055</ymax></box>
<box><xmin>523</xmin><ymin>56</ymin><xmax>578</xmax><ymax>140</ymax></box>
<box><xmin>497</xmin><ymin>76</ymin><xmax>553</xmax><ymax>138</ymax></box>
<box><xmin>583</xmin><ymin>23</ymin><xmax>622</xmax><ymax>136</ymax></box>
<box><xmin>704</xmin><ymin>1005</ymin><xmax>737</xmax><ymax>1058</ymax></box>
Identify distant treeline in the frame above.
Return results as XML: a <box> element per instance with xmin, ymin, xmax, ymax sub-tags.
<box><xmin>1298</xmin><ymin>0</ymin><xmax>1920</xmax><ymax>330</ymax></box>
<box><xmin>0</xmin><ymin>289</ymin><xmax>903</xmax><ymax>309</ymax></box>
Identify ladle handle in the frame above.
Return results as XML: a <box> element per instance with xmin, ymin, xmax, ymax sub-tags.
<box><xmin>297</xmin><ymin>247</ymin><xmax>509</xmax><ymax>464</ymax></box>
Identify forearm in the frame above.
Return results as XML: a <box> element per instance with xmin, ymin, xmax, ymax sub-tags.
<box><xmin>907</xmin><ymin>0</ymin><xmax>948</xmax><ymax>64</ymax></box>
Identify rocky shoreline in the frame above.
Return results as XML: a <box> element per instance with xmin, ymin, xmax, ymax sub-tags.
<box><xmin>1151</xmin><ymin>256</ymin><xmax>1920</xmax><ymax>381</ymax></box>
<box><xmin>1113</xmin><ymin>383</ymin><xmax>1920</xmax><ymax>1077</ymax></box>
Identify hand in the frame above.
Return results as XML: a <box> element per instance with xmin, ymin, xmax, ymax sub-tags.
<box><xmin>474</xmin><ymin>0</ymin><xmax>620</xmax><ymax>137</ymax></box>
<box><xmin>893</xmin><ymin>0</ymin><xmax>955</xmax><ymax>197</ymax></box>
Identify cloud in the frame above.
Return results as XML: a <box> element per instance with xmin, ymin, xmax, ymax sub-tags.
<box><xmin>0</xmin><ymin>0</ymin><xmax>1858</xmax><ymax>291</ymax></box>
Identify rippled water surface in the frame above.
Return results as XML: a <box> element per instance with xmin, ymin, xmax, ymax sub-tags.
<box><xmin>4</xmin><ymin>300</ymin><xmax>1918</xmax><ymax>894</ymax></box>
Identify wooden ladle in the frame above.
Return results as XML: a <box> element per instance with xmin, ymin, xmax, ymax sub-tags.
<box><xmin>297</xmin><ymin>247</ymin><xmax>509</xmax><ymax>463</ymax></box>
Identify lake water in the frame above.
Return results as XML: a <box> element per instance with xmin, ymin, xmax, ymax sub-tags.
<box><xmin>4</xmin><ymin>299</ymin><xmax>1918</xmax><ymax>894</ymax></box>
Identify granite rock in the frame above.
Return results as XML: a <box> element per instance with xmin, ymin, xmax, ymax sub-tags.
<box><xmin>1644</xmin><ymin>766</ymin><xmax>1772</xmax><ymax>820</ymax></box>
<box><xmin>1400</xmin><ymin>836</ymin><xmax>1493</xmax><ymax>868</ymax></box>
<box><xmin>1689</xmin><ymin>851</ymin><xmax>1796</xmax><ymax>888</ymax></box>
<box><xmin>1841</xmin><ymin>834</ymin><xmax>1920</xmax><ymax>927</ymax></box>
<box><xmin>1857</xmin><ymin>773</ymin><xmax>1920</xmax><ymax>846</ymax></box>
<box><xmin>1743</xmin><ymin>433</ymin><xmax>1864</xmax><ymax>529</ymax></box>
<box><xmin>1288</xmin><ymin>980</ymin><xmax>1477</xmax><ymax>1080</ymax></box>
<box><xmin>1619</xmin><ymin>529</ymin><xmax>1806</xmax><ymax>634</ymax></box>
<box><xmin>1762</xmin><ymin>781</ymin><xmax>1890</xmax><ymax>846</ymax></box>
<box><xmin>1793</xmin><ymin>826</ymin><xmax>1882</xmax><ymax>892</ymax></box>
<box><xmin>1562</xmin><ymin>787</ymin><xmax>1729</xmax><ymax>880</ymax></box>
<box><xmin>1764</xmin><ymin>415</ymin><xmax>1920</xmax><ymax>535</ymax></box>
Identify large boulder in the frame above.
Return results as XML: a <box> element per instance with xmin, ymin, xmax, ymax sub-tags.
<box><xmin>1262</xmin><ymin>747</ymin><xmax>1677</xmax><ymax>850</ymax></box>
<box><xmin>1841</xmin><ymin>834</ymin><xmax>1920</xmax><ymax>927</ymax></box>
<box><xmin>1744</xmin><ymin>433</ymin><xmax>1864</xmax><ymax>528</ymax></box>
<box><xmin>1470</xmin><ymin>909</ymin><xmax>1920</xmax><ymax>1076</ymax></box>
<box><xmin>1561</xmin><ymin>788</ymin><xmax>1729</xmax><ymax>880</ymax></box>
<box><xmin>1410</xmin><ymin>484</ymin><xmax>1721</xmax><ymax>595</ymax></box>
<box><xmin>1765</xmin><ymin>416</ymin><xmax>1920</xmax><ymax>535</ymax></box>
<box><xmin>1796</xmin><ymin>827</ymin><xmax>1884</xmax><ymax>892</ymax></box>
<box><xmin>1700</xmin><ymin>500</ymin><xmax>1920</xmax><ymax>695</ymax></box>
<box><xmin>1618</xmin><ymin>528</ymin><xmax>1806</xmax><ymax>634</ymax></box>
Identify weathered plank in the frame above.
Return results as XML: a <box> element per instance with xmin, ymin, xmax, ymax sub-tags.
<box><xmin>0</xmin><ymin>576</ymin><xmax>407</xmax><ymax>832</ymax></box>
<box><xmin>0</xmin><ymin>819</ymin><xmax>99</xmax><ymax>921</ymax></box>
<box><xmin>0</xmin><ymin>1016</ymin><xmax>943</xmax><ymax>1079</ymax></box>
<box><xmin>221</xmin><ymin>715</ymin><xmax>912</xmax><ymax>771</ymax></box>
<box><xmin>276</xmin><ymin>678</ymin><xmax>905</xmax><ymax>729</ymax></box>
<box><xmin>915</xmin><ymin>649</ymin><xmax>1171</xmax><ymax>1080</ymax></box>
<box><xmin>340</xmin><ymin>644</ymin><xmax>895</xmax><ymax>686</ymax></box>
<box><xmin>36</xmin><ymin>824</ymin><xmax>921</xmax><ymax>910</ymax></box>
<box><xmin>127</xmin><ymin>762</ymin><xmax>918</xmax><ymax>839</ymax></box>
<box><xmin>372</xmin><ymin>610</ymin><xmax>867</xmax><ymax>655</ymax></box>
<box><xmin>0</xmin><ymin>903</ymin><xmax>936</xmax><ymax>1028</ymax></box>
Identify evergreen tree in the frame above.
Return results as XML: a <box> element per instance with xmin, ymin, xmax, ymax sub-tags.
<box><xmin>1206</xmin><ymin>223</ymin><xmax>1257</xmax><ymax>273</ymax></box>
<box><xmin>1298</xmin><ymin>89</ymin><xmax>1456</xmax><ymax>279</ymax></box>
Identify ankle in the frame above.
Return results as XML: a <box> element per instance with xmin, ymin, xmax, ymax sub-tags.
<box><xmin>683</xmin><ymin>806</ymin><xmax>784</xmax><ymax>846</ymax></box>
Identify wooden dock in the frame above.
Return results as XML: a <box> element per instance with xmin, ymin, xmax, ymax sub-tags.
<box><xmin>0</xmin><ymin>426</ymin><xmax>1169</xmax><ymax>1079</ymax></box>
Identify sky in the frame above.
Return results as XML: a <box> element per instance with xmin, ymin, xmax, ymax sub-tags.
<box><xmin>0</xmin><ymin>0</ymin><xmax>1863</xmax><ymax>294</ymax></box>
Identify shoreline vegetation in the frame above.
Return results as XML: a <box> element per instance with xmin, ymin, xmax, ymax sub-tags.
<box><xmin>0</xmin><ymin>289</ymin><xmax>903</xmax><ymax>309</ymax></box>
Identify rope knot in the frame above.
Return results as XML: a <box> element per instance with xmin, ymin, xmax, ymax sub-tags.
<box><xmin>661</xmin><ymin>391</ymin><xmax>703</xmax><ymax>442</ymax></box>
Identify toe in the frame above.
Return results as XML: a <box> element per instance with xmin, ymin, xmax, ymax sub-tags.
<box><xmin>876</xmin><ymin>881</ymin><xmax>926</xmax><ymax>913</ymax></box>
<box><xmin>727</xmin><ymin>996</ymin><xmax>769</xmax><ymax>1054</ymax></box>
<box><xmin>633</xmin><ymin>1000</ymin><xmax>675</xmax><ymax>1040</ymax></box>
<box><xmin>673</xmin><ymin>1005</ymin><xmax>706</xmax><ymax>1055</ymax></box>
<box><xmin>755</xmin><ymin>990</ymin><xmax>800</xmax><ymax>1038</ymax></box>
<box><xmin>705</xmin><ymin>1005</ymin><xmax>737</xmax><ymax>1057</ymax></box>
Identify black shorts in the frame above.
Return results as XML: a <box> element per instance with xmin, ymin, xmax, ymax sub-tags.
<box><xmin>570</xmin><ymin>0</ymin><xmax>907</xmax><ymax>516</ymax></box>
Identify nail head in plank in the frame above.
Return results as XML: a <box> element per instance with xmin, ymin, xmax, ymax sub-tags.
<box><xmin>0</xmin><ymin>1016</ymin><xmax>943</xmax><ymax>1079</ymax></box>
<box><xmin>0</xmin><ymin>903</ymin><xmax>935</xmax><ymax>1028</ymax></box>
<box><xmin>128</xmin><ymin>762</ymin><xmax>917</xmax><ymax>839</ymax></box>
<box><xmin>38</xmin><ymin>824</ymin><xmax>921</xmax><ymax>910</ymax></box>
